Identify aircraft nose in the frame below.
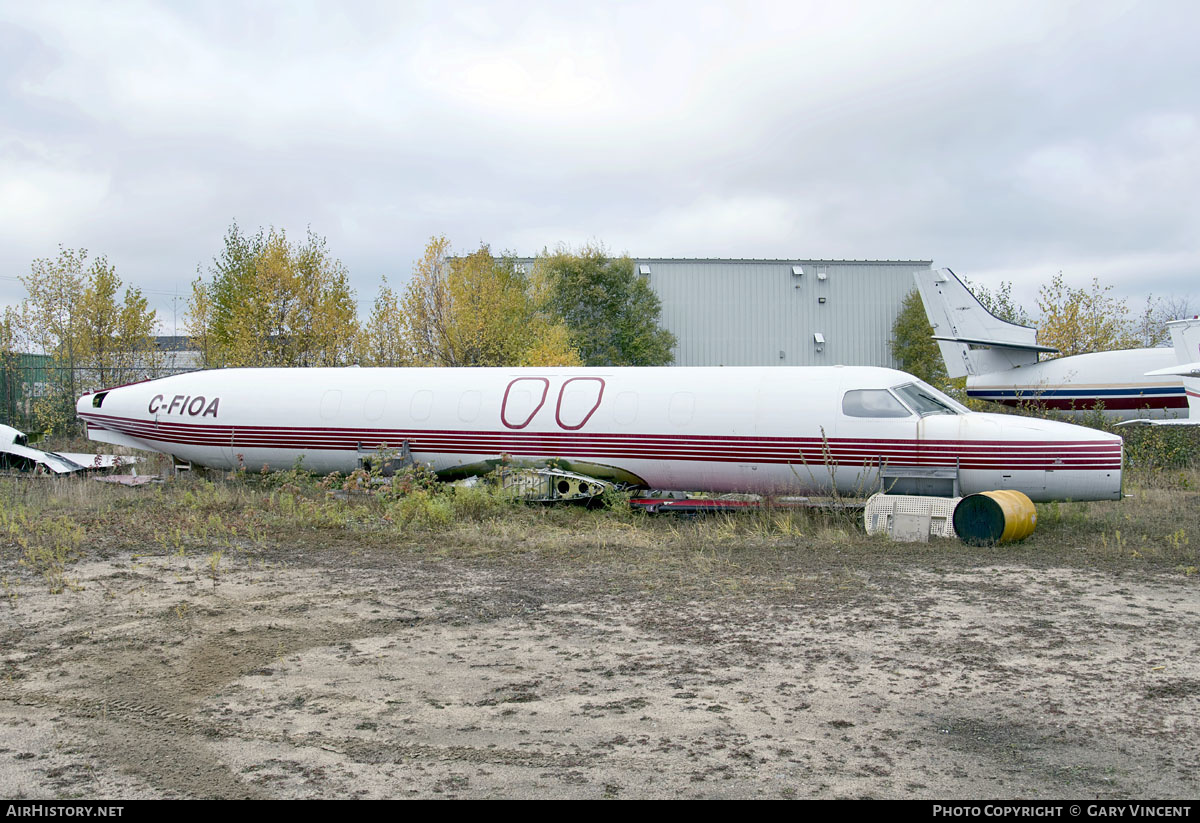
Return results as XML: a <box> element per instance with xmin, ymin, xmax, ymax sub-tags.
<box><xmin>990</xmin><ymin>414</ymin><xmax>1123</xmax><ymax>500</ymax></box>
<box><xmin>77</xmin><ymin>391</ymin><xmax>101</xmax><ymax>416</ymax></box>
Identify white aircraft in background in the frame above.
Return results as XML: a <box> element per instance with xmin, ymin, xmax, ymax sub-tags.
<box><xmin>914</xmin><ymin>268</ymin><xmax>1186</xmax><ymax>420</ymax></box>
<box><xmin>1119</xmin><ymin>317</ymin><xmax>1200</xmax><ymax>426</ymax></box>
<box><xmin>76</xmin><ymin>365</ymin><xmax>1123</xmax><ymax>502</ymax></box>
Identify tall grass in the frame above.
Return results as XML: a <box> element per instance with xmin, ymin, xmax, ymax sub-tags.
<box><xmin>3</xmin><ymin>452</ymin><xmax>1198</xmax><ymax>596</ymax></box>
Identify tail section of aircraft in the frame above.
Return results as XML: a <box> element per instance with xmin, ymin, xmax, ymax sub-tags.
<box><xmin>913</xmin><ymin>268</ymin><xmax>1057</xmax><ymax>378</ymax></box>
<box><xmin>1169</xmin><ymin>318</ymin><xmax>1200</xmax><ymax>418</ymax></box>
<box><xmin>1119</xmin><ymin>317</ymin><xmax>1200</xmax><ymax>426</ymax></box>
<box><xmin>1153</xmin><ymin>318</ymin><xmax>1200</xmax><ymax>416</ymax></box>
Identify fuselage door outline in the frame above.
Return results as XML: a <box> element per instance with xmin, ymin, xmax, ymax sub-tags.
<box><xmin>501</xmin><ymin>377</ymin><xmax>550</xmax><ymax>429</ymax></box>
<box><xmin>556</xmin><ymin>377</ymin><xmax>605</xmax><ymax>431</ymax></box>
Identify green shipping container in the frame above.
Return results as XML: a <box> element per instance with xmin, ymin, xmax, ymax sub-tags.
<box><xmin>0</xmin><ymin>353</ymin><xmax>52</xmax><ymax>430</ymax></box>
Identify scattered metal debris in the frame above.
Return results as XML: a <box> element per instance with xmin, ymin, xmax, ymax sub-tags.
<box><xmin>93</xmin><ymin>475</ymin><xmax>161</xmax><ymax>486</ymax></box>
<box><xmin>1</xmin><ymin>423</ymin><xmax>139</xmax><ymax>475</ymax></box>
<box><xmin>497</xmin><ymin>468</ymin><xmax>612</xmax><ymax>503</ymax></box>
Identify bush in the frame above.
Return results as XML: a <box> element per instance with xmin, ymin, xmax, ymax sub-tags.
<box><xmin>1121</xmin><ymin>425</ymin><xmax>1200</xmax><ymax>471</ymax></box>
<box><xmin>449</xmin><ymin>484</ymin><xmax>514</xmax><ymax>521</ymax></box>
<box><xmin>386</xmin><ymin>490</ymin><xmax>454</xmax><ymax>530</ymax></box>
<box><xmin>971</xmin><ymin>398</ymin><xmax>1200</xmax><ymax>471</ymax></box>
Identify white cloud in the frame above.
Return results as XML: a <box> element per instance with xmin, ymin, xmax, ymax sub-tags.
<box><xmin>0</xmin><ymin>139</ymin><xmax>110</xmax><ymax>242</ymax></box>
<box><xmin>1</xmin><ymin>0</ymin><xmax>1198</xmax><ymax>317</ymax></box>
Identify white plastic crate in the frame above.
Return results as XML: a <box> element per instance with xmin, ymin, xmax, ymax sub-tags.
<box><xmin>864</xmin><ymin>493</ymin><xmax>962</xmax><ymax>542</ymax></box>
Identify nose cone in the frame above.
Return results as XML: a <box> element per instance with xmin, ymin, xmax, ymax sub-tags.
<box><xmin>77</xmin><ymin>384</ymin><xmax>127</xmax><ymax>417</ymax></box>
<box><xmin>76</xmin><ymin>380</ymin><xmax>158</xmax><ymax>445</ymax></box>
<box><xmin>985</xmin><ymin>411</ymin><xmax>1118</xmax><ymax>442</ymax></box>
<box><xmin>980</xmin><ymin>412</ymin><xmax>1123</xmax><ymax>501</ymax></box>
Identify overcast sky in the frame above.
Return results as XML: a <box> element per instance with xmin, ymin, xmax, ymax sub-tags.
<box><xmin>2</xmin><ymin>0</ymin><xmax>1198</xmax><ymax>331</ymax></box>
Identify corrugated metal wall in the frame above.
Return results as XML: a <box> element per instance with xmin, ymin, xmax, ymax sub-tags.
<box><xmin>637</xmin><ymin>259</ymin><xmax>931</xmax><ymax>367</ymax></box>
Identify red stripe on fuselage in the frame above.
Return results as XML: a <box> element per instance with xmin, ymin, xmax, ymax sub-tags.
<box><xmin>79</xmin><ymin>412</ymin><xmax>1122</xmax><ymax>471</ymax></box>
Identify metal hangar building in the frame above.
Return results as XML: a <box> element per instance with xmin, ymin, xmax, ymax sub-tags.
<box><xmin>630</xmin><ymin>258</ymin><xmax>933</xmax><ymax>367</ymax></box>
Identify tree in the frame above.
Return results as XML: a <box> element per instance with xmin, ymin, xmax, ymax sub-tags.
<box><xmin>1037</xmin><ymin>272</ymin><xmax>1137</xmax><ymax>357</ymax></box>
<box><xmin>533</xmin><ymin>245</ymin><xmax>676</xmax><ymax>366</ymax></box>
<box><xmin>965</xmin><ymin>273</ymin><xmax>1189</xmax><ymax>353</ymax></box>
<box><xmin>0</xmin><ymin>306</ymin><xmax>23</xmax><ymax>427</ymax></box>
<box><xmin>20</xmin><ymin>247</ymin><xmax>85</xmax><ymax>430</ymax></box>
<box><xmin>890</xmin><ymin>289</ymin><xmax>949</xmax><ymax>388</ymax></box>
<box><xmin>76</xmin><ymin>256</ymin><xmax>159</xmax><ymax>388</ymax></box>
<box><xmin>187</xmin><ymin>223</ymin><xmax>359</xmax><ymax>367</ymax></box>
<box><xmin>289</xmin><ymin>231</ymin><xmax>358</xmax><ymax>367</ymax></box>
<box><xmin>1132</xmin><ymin>294</ymin><xmax>1193</xmax><ymax>348</ymax></box>
<box><xmin>964</xmin><ymin>279</ymin><xmax>1033</xmax><ymax>327</ymax></box>
<box><xmin>397</xmin><ymin>236</ymin><xmax>454</xmax><ymax>366</ymax></box>
<box><xmin>360</xmin><ymin>276</ymin><xmax>411</xmax><ymax>367</ymax></box>
<box><xmin>17</xmin><ymin>247</ymin><xmax>158</xmax><ymax>433</ymax></box>
<box><xmin>184</xmin><ymin>267</ymin><xmax>219</xmax><ymax>369</ymax></box>
<box><xmin>398</xmin><ymin>237</ymin><xmax>580</xmax><ymax>367</ymax></box>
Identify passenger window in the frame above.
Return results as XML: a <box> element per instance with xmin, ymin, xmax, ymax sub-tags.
<box><xmin>364</xmin><ymin>390</ymin><xmax>386</xmax><ymax>421</ymax></box>
<box><xmin>611</xmin><ymin>391</ymin><xmax>638</xmax><ymax>426</ymax></box>
<box><xmin>458</xmin><ymin>390</ymin><xmax>481</xmax><ymax>423</ymax></box>
<box><xmin>320</xmin><ymin>390</ymin><xmax>343</xmax><ymax>420</ymax></box>
<box><xmin>410</xmin><ymin>390</ymin><xmax>434</xmax><ymax>421</ymax></box>
<box><xmin>668</xmin><ymin>392</ymin><xmax>695</xmax><ymax>426</ymax></box>
<box><xmin>842</xmin><ymin>389</ymin><xmax>911</xmax><ymax>418</ymax></box>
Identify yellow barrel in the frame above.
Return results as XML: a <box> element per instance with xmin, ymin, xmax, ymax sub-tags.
<box><xmin>952</xmin><ymin>490</ymin><xmax>1037</xmax><ymax>545</ymax></box>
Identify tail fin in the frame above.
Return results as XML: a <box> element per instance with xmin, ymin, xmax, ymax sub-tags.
<box><xmin>1148</xmin><ymin>318</ymin><xmax>1200</xmax><ymax>418</ymax></box>
<box><xmin>913</xmin><ymin>268</ymin><xmax>1056</xmax><ymax>378</ymax></box>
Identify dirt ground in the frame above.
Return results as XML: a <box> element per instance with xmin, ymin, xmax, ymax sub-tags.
<box><xmin>1</xmin><ymin>529</ymin><xmax>1198</xmax><ymax>800</ymax></box>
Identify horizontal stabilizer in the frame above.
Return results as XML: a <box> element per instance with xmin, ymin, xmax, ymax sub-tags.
<box><xmin>932</xmin><ymin>336</ymin><xmax>1059</xmax><ymax>354</ymax></box>
<box><xmin>1145</xmin><ymin>361</ymin><xmax>1200</xmax><ymax>378</ymax></box>
<box><xmin>1115</xmin><ymin>417</ymin><xmax>1200</xmax><ymax>427</ymax></box>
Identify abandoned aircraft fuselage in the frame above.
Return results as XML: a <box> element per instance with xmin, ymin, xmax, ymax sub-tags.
<box><xmin>77</xmin><ymin>366</ymin><xmax>1124</xmax><ymax>501</ymax></box>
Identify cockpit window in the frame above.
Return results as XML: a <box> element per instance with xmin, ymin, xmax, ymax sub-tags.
<box><xmin>892</xmin><ymin>382</ymin><xmax>966</xmax><ymax>416</ymax></box>
<box><xmin>842</xmin><ymin>389</ymin><xmax>912</xmax><ymax>418</ymax></box>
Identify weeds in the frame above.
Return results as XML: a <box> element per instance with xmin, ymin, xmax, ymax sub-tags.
<box><xmin>2</xmin><ymin>456</ymin><xmax>1198</xmax><ymax>596</ymax></box>
<box><xmin>11</xmin><ymin>512</ymin><xmax>85</xmax><ymax>594</ymax></box>
<box><xmin>386</xmin><ymin>490</ymin><xmax>454</xmax><ymax>530</ymax></box>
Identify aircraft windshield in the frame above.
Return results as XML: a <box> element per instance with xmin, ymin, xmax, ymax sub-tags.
<box><xmin>892</xmin><ymin>382</ymin><xmax>967</xmax><ymax>416</ymax></box>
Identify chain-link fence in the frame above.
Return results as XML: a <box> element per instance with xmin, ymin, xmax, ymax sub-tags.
<box><xmin>0</xmin><ymin>354</ymin><xmax>199</xmax><ymax>433</ymax></box>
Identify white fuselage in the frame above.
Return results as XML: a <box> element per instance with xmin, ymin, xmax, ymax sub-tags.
<box><xmin>967</xmin><ymin>348</ymin><xmax>1185</xmax><ymax>419</ymax></box>
<box><xmin>76</xmin><ymin>366</ymin><xmax>1124</xmax><ymax>501</ymax></box>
